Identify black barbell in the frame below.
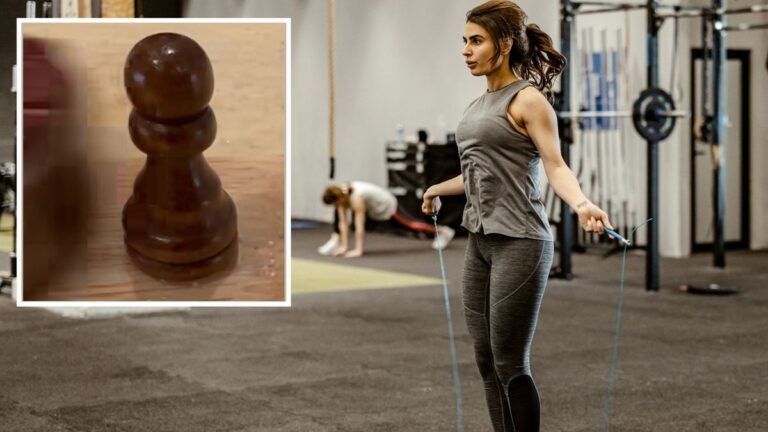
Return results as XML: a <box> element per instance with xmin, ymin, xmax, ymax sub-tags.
<box><xmin>558</xmin><ymin>87</ymin><xmax>690</xmax><ymax>141</ymax></box>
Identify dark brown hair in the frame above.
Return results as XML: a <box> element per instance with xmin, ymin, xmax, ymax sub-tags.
<box><xmin>467</xmin><ymin>0</ymin><xmax>566</xmax><ymax>101</ymax></box>
<box><xmin>322</xmin><ymin>185</ymin><xmax>352</xmax><ymax>207</ymax></box>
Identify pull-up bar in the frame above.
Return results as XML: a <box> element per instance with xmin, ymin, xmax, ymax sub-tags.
<box><xmin>571</xmin><ymin>0</ymin><xmax>764</xmax><ymax>12</ymax></box>
<box><xmin>569</xmin><ymin>0</ymin><xmax>767</xmax><ymax>18</ymax></box>
<box><xmin>724</xmin><ymin>22</ymin><xmax>768</xmax><ymax>31</ymax></box>
<box><xmin>716</xmin><ymin>4</ymin><xmax>768</xmax><ymax>15</ymax></box>
<box><xmin>570</xmin><ymin>0</ymin><xmax>644</xmax><ymax>8</ymax></box>
<box><xmin>573</xmin><ymin>5</ymin><xmax>645</xmax><ymax>15</ymax></box>
<box><xmin>568</xmin><ymin>1</ymin><xmax>702</xmax><ymax>14</ymax></box>
<box><xmin>658</xmin><ymin>4</ymin><xmax>768</xmax><ymax>19</ymax></box>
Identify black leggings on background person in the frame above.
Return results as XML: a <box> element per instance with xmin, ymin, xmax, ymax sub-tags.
<box><xmin>332</xmin><ymin>209</ymin><xmax>439</xmax><ymax>235</ymax></box>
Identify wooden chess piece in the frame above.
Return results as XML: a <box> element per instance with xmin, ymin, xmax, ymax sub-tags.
<box><xmin>123</xmin><ymin>33</ymin><xmax>238</xmax><ymax>281</ymax></box>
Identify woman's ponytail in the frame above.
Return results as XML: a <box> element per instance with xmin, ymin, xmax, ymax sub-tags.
<box><xmin>519</xmin><ymin>23</ymin><xmax>566</xmax><ymax>102</ymax></box>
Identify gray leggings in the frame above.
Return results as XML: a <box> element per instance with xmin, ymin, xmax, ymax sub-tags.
<box><xmin>462</xmin><ymin>232</ymin><xmax>554</xmax><ymax>432</ymax></box>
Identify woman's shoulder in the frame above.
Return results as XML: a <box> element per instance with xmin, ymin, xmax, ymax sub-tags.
<box><xmin>511</xmin><ymin>86</ymin><xmax>552</xmax><ymax>113</ymax></box>
<box><xmin>513</xmin><ymin>82</ymin><xmax>543</xmax><ymax>100</ymax></box>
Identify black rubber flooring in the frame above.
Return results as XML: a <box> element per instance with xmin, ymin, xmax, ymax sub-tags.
<box><xmin>0</xmin><ymin>226</ymin><xmax>766</xmax><ymax>431</ymax></box>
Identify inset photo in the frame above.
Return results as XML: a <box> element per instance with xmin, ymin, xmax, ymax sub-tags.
<box><xmin>18</xmin><ymin>19</ymin><xmax>289</xmax><ymax>304</ymax></box>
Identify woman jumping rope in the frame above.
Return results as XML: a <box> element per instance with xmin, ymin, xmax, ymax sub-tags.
<box><xmin>422</xmin><ymin>1</ymin><xmax>613</xmax><ymax>430</ymax></box>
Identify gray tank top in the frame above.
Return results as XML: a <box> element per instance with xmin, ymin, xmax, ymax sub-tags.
<box><xmin>456</xmin><ymin>80</ymin><xmax>552</xmax><ymax>241</ymax></box>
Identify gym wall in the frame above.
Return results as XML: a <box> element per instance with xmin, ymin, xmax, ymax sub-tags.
<box><xmin>186</xmin><ymin>0</ymin><xmax>330</xmax><ymax>222</ymax></box>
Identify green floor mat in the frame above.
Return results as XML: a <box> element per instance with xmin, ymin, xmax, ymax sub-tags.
<box><xmin>292</xmin><ymin>258</ymin><xmax>441</xmax><ymax>294</ymax></box>
<box><xmin>0</xmin><ymin>213</ymin><xmax>13</xmax><ymax>252</ymax></box>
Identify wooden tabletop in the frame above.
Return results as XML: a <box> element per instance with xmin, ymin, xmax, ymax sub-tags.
<box><xmin>22</xmin><ymin>22</ymin><xmax>286</xmax><ymax>302</ymax></box>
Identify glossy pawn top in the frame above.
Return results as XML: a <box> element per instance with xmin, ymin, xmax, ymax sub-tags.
<box><xmin>124</xmin><ymin>32</ymin><xmax>214</xmax><ymax>120</ymax></box>
<box><xmin>122</xmin><ymin>32</ymin><xmax>238</xmax><ymax>282</ymax></box>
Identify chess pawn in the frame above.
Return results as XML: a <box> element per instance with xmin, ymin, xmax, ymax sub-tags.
<box><xmin>122</xmin><ymin>33</ymin><xmax>238</xmax><ymax>281</ymax></box>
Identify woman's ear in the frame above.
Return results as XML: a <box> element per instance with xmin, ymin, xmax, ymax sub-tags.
<box><xmin>501</xmin><ymin>37</ymin><xmax>512</xmax><ymax>56</ymax></box>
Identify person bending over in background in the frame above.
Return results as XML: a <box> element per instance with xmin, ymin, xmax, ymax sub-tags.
<box><xmin>318</xmin><ymin>181</ymin><xmax>455</xmax><ymax>258</ymax></box>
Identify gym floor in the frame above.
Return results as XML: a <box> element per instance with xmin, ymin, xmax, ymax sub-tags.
<box><xmin>1</xmin><ymin>226</ymin><xmax>766</xmax><ymax>431</ymax></box>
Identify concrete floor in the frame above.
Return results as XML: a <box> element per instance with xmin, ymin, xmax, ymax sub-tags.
<box><xmin>1</xmin><ymin>227</ymin><xmax>767</xmax><ymax>431</ymax></box>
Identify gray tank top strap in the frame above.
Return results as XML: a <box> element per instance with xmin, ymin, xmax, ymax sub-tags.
<box><xmin>485</xmin><ymin>79</ymin><xmax>532</xmax><ymax>115</ymax></box>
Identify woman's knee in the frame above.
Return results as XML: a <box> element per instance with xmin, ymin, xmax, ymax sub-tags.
<box><xmin>473</xmin><ymin>349</ymin><xmax>497</xmax><ymax>379</ymax></box>
<box><xmin>492</xmin><ymin>356</ymin><xmax>530</xmax><ymax>386</ymax></box>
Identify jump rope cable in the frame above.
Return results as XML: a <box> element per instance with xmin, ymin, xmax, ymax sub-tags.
<box><xmin>600</xmin><ymin>218</ymin><xmax>653</xmax><ymax>432</ymax></box>
<box><xmin>432</xmin><ymin>202</ymin><xmax>650</xmax><ymax>432</ymax></box>
<box><xmin>432</xmin><ymin>210</ymin><xmax>465</xmax><ymax>432</ymax></box>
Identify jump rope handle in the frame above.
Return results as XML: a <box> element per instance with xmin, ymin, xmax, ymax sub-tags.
<box><xmin>603</xmin><ymin>227</ymin><xmax>631</xmax><ymax>246</ymax></box>
<box><xmin>431</xmin><ymin>197</ymin><xmax>443</xmax><ymax>221</ymax></box>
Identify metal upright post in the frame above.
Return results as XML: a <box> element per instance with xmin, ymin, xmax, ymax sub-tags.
<box><xmin>558</xmin><ymin>0</ymin><xmax>575</xmax><ymax>279</ymax></box>
<box><xmin>646</xmin><ymin>0</ymin><xmax>660</xmax><ymax>291</ymax></box>
<box><xmin>712</xmin><ymin>0</ymin><xmax>727</xmax><ymax>268</ymax></box>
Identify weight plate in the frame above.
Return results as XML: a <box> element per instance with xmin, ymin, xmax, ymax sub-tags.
<box><xmin>632</xmin><ymin>87</ymin><xmax>677</xmax><ymax>141</ymax></box>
